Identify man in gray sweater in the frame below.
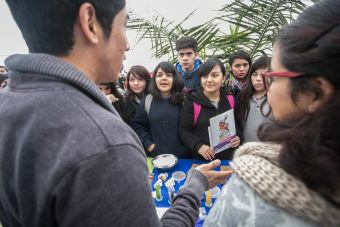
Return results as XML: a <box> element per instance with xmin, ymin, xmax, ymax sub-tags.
<box><xmin>0</xmin><ymin>0</ymin><xmax>230</xmax><ymax>226</ymax></box>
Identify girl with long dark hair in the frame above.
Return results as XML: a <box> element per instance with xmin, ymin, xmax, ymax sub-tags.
<box><xmin>133</xmin><ymin>62</ymin><xmax>189</xmax><ymax>158</ymax></box>
<box><xmin>236</xmin><ymin>56</ymin><xmax>272</xmax><ymax>142</ymax></box>
<box><xmin>180</xmin><ymin>58</ymin><xmax>241</xmax><ymax>161</ymax></box>
<box><xmin>97</xmin><ymin>82</ymin><xmax>127</xmax><ymax>121</ymax></box>
<box><xmin>125</xmin><ymin>65</ymin><xmax>151</xmax><ymax>126</ymax></box>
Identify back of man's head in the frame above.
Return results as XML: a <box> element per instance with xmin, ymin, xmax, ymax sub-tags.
<box><xmin>175</xmin><ymin>37</ymin><xmax>198</xmax><ymax>52</ymax></box>
<box><xmin>228</xmin><ymin>50</ymin><xmax>251</xmax><ymax>66</ymax></box>
<box><xmin>6</xmin><ymin>0</ymin><xmax>126</xmax><ymax>56</ymax></box>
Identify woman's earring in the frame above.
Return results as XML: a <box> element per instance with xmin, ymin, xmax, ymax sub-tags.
<box><xmin>308</xmin><ymin>104</ymin><xmax>315</xmax><ymax>112</ymax></box>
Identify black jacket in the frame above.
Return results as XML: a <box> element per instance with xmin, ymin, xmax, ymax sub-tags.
<box><xmin>179</xmin><ymin>88</ymin><xmax>241</xmax><ymax>160</ymax></box>
<box><xmin>124</xmin><ymin>98</ymin><xmax>139</xmax><ymax>127</ymax></box>
<box><xmin>133</xmin><ymin>96</ymin><xmax>189</xmax><ymax>158</ymax></box>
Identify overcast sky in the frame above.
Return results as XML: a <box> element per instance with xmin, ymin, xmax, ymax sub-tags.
<box><xmin>0</xmin><ymin>0</ymin><xmax>227</xmax><ymax>71</ymax></box>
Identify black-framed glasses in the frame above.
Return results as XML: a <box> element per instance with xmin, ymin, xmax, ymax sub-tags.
<box><xmin>261</xmin><ymin>71</ymin><xmax>304</xmax><ymax>91</ymax></box>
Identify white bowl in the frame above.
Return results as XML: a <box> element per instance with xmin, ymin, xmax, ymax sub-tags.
<box><xmin>152</xmin><ymin>154</ymin><xmax>178</xmax><ymax>171</ymax></box>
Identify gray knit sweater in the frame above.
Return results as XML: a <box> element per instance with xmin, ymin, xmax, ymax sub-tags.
<box><xmin>0</xmin><ymin>54</ymin><xmax>208</xmax><ymax>227</ymax></box>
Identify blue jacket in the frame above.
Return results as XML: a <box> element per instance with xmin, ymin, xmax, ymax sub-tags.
<box><xmin>133</xmin><ymin>96</ymin><xmax>189</xmax><ymax>158</ymax></box>
<box><xmin>176</xmin><ymin>59</ymin><xmax>202</xmax><ymax>90</ymax></box>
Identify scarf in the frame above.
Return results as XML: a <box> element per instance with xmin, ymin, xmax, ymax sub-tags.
<box><xmin>230</xmin><ymin>142</ymin><xmax>340</xmax><ymax>226</ymax></box>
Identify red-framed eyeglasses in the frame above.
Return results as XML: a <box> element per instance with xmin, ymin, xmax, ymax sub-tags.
<box><xmin>261</xmin><ymin>71</ymin><xmax>304</xmax><ymax>91</ymax></box>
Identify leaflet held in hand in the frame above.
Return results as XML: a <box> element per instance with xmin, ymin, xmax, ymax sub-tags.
<box><xmin>208</xmin><ymin>109</ymin><xmax>236</xmax><ymax>154</ymax></box>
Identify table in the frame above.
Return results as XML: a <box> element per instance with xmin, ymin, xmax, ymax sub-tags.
<box><xmin>148</xmin><ymin>158</ymin><xmax>230</xmax><ymax>226</ymax></box>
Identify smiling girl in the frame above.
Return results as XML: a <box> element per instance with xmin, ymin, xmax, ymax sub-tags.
<box><xmin>125</xmin><ymin>65</ymin><xmax>151</xmax><ymax>126</ymax></box>
<box><xmin>180</xmin><ymin>58</ymin><xmax>241</xmax><ymax>161</ymax></box>
<box><xmin>133</xmin><ymin>62</ymin><xmax>189</xmax><ymax>158</ymax></box>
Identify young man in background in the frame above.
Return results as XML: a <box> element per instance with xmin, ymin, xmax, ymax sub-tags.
<box><xmin>175</xmin><ymin>36</ymin><xmax>202</xmax><ymax>90</ymax></box>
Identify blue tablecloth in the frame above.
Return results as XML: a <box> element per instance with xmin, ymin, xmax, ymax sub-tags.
<box><xmin>151</xmin><ymin>159</ymin><xmax>230</xmax><ymax>226</ymax></box>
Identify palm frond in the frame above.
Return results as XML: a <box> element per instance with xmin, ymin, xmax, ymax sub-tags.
<box><xmin>127</xmin><ymin>0</ymin><xmax>315</xmax><ymax>64</ymax></box>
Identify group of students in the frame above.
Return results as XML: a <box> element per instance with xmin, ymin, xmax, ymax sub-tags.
<box><xmin>1</xmin><ymin>0</ymin><xmax>339</xmax><ymax>226</ymax></box>
<box><xmin>97</xmin><ymin>50</ymin><xmax>272</xmax><ymax>162</ymax></box>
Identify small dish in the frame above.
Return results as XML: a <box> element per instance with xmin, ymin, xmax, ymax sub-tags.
<box><xmin>172</xmin><ymin>171</ymin><xmax>186</xmax><ymax>182</ymax></box>
<box><xmin>152</xmin><ymin>154</ymin><xmax>178</xmax><ymax>171</ymax></box>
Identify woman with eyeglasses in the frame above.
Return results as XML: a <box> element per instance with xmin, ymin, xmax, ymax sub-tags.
<box><xmin>235</xmin><ymin>56</ymin><xmax>272</xmax><ymax>143</ymax></box>
<box><xmin>204</xmin><ymin>0</ymin><xmax>340</xmax><ymax>226</ymax></box>
<box><xmin>133</xmin><ymin>62</ymin><xmax>189</xmax><ymax>158</ymax></box>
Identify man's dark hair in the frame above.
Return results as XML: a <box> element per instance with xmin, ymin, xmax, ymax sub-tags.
<box><xmin>228</xmin><ymin>50</ymin><xmax>252</xmax><ymax>67</ymax></box>
<box><xmin>175</xmin><ymin>37</ymin><xmax>198</xmax><ymax>52</ymax></box>
<box><xmin>5</xmin><ymin>0</ymin><xmax>126</xmax><ymax>56</ymax></box>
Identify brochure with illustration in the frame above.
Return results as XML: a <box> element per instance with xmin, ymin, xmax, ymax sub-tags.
<box><xmin>208</xmin><ymin>109</ymin><xmax>236</xmax><ymax>154</ymax></box>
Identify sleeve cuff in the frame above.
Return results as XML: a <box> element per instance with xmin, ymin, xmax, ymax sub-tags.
<box><xmin>180</xmin><ymin>169</ymin><xmax>208</xmax><ymax>200</ymax></box>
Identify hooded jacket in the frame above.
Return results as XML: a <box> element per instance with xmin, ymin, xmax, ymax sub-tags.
<box><xmin>176</xmin><ymin>59</ymin><xmax>202</xmax><ymax>90</ymax></box>
<box><xmin>179</xmin><ymin>88</ymin><xmax>241</xmax><ymax>160</ymax></box>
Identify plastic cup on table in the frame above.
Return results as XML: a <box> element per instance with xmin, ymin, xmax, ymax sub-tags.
<box><xmin>172</xmin><ymin>171</ymin><xmax>186</xmax><ymax>183</ymax></box>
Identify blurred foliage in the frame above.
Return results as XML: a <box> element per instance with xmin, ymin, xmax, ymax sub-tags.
<box><xmin>128</xmin><ymin>0</ymin><xmax>317</xmax><ymax>65</ymax></box>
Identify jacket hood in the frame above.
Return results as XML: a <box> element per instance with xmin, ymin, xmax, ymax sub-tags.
<box><xmin>176</xmin><ymin>59</ymin><xmax>202</xmax><ymax>79</ymax></box>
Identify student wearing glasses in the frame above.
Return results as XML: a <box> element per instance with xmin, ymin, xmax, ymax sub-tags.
<box><xmin>175</xmin><ymin>37</ymin><xmax>203</xmax><ymax>90</ymax></box>
<box><xmin>235</xmin><ymin>56</ymin><xmax>272</xmax><ymax>143</ymax></box>
<box><xmin>204</xmin><ymin>0</ymin><xmax>340</xmax><ymax>226</ymax></box>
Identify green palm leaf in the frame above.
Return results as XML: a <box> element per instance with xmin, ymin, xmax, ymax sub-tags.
<box><xmin>127</xmin><ymin>0</ymin><xmax>316</xmax><ymax>65</ymax></box>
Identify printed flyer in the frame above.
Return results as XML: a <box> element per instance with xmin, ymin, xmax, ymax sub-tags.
<box><xmin>208</xmin><ymin>109</ymin><xmax>236</xmax><ymax>154</ymax></box>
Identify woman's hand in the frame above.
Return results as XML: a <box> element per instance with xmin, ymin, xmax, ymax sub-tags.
<box><xmin>198</xmin><ymin>145</ymin><xmax>215</xmax><ymax>161</ymax></box>
<box><xmin>229</xmin><ymin>136</ymin><xmax>240</xmax><ymax>148</ymax></box>
<box><xmin>147</xmin><ymin>144</ymin><xmax>155</xmax><ymax>153</ymax></box>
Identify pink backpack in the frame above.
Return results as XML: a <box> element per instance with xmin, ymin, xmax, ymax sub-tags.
<box><xmin>193</xmin><ymin>95</ymin><xmax>234</xmax><ymax>126</ymax></box>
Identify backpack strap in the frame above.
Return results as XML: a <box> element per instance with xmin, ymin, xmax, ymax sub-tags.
<box><xmin>193</xmin><ymin>95</ymin><xmax>234</xmax><ymax>126</ymax></box>
<box><xmin>193</xmin><ymin>101</ymin><xmax>201</xmax><ymax>126</ymax></box>
<box><xmin>227</xmin><ymin>95</ymin><xmax>235</xmax><ymax>109</ymax></box>
<box><xmin>144</xmin><ymin>94</ymin><xmax>153</xmax><ymax>116</ymax></box>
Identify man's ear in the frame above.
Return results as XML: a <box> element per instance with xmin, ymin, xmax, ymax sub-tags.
<box><xmin>78</xmin><ymin>3</ymin><xmax>100</xmax><ymax>44</ymax></box>
<box><xmin>195</xmin><ymin>52</ymin><xmax>199</xmax><ymax>59</ymax></box>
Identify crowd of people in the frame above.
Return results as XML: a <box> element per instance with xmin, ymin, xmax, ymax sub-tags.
<box><xmin>0</xmin><ymin>0</ymin><xmax>339</xmax><ymax>226</ymax></box>
<box><xmin>92</xmin><ymin>39</ymin><xmax>260</xmax><ymax>161</ymax></box>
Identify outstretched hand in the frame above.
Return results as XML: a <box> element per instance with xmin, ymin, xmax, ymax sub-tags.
<box><xmin>195</xmin><ymin>159</ymin><xmax>233</xmax><ymax>188</ymax></box>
